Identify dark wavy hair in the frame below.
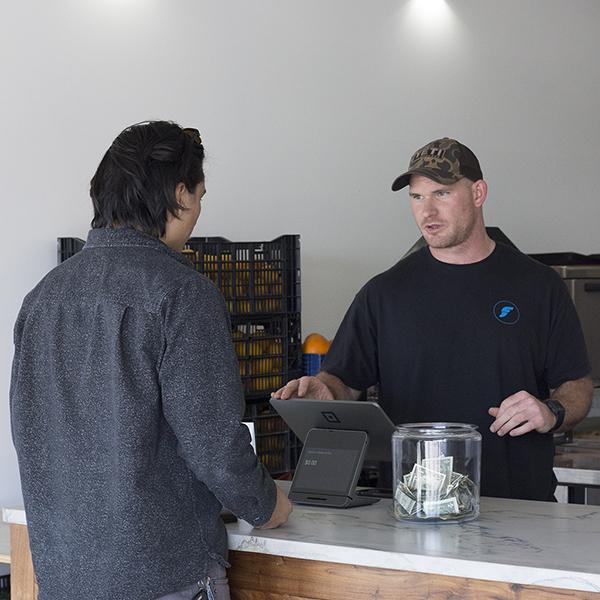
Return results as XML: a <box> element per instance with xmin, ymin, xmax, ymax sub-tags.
<box><xmin>90</xmin><ymin>121</ymin><xmax>205</xmax><ymax>237</ymax></box>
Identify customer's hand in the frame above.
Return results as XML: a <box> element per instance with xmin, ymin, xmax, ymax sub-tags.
<box><xmin>271</xmin><ymin>376</ymin><xmax>334</xmax><ymax>400</ymax></box>
<box><xmin>257</xmin><ymin>486</ymin><xmax>293</xmax><ymax>529</ymax></box>
<box><xmin>488</xmin><ymin>390</ymin><xmax>556</xmax><ymax>436</ymax></box>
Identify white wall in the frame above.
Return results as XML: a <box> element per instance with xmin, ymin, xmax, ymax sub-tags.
<box><xmin>1</xmin><ymin>0</ymin><xmax>600</xmax><ymax>508</ymax></box>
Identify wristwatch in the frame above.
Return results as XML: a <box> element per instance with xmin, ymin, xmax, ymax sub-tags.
<box><xmin>546</xmin><ymin>399</ymin><xmax>566</xmax><ymax>432</ymax></box>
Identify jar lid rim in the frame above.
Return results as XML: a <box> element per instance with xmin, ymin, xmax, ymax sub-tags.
<box><xmin>394</xmin><ymin>422</ymin><xmax>479</xmax><ymax>431</ymax></box>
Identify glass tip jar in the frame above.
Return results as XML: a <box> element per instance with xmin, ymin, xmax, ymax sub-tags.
<box><xmin>392</xmin><ymin>422</ymin><xmax>481</xmax><ymax>523</ymax></box>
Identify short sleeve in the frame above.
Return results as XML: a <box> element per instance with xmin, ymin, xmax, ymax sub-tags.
<box><xmin>544</xmin><ymin>276</ymin><xmax>591</xmax><ymax>389</ymax></box>
<box><xmin>322</xmin><ymin>286</ymin><xmax>379</xmax><ymax>391</ymax></box>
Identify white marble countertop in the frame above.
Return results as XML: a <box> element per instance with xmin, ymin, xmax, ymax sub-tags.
<box><xmin>227</xmin><ymin>486</ymin><xmax>600</xmax><ymax>593</ymax></box>
<box><xmin>5</xmin><ymin>489</ymin><xmax>600</xmax><ymax>593</ymax></box>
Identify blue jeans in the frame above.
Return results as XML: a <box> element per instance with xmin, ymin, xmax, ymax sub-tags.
<box><xmin>156</xmin><ymin>561</ymin><xmax>230</xmax><ymax>600</ymax></box>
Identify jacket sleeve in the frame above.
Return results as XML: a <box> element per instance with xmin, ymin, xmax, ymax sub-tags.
<box><xmin>9</xmin><ymin>292</ymin><xmax>34</xmax><ymax>442</ymax></box>
<box><xmin>158</xmin><ymin>274</ymin><xmax>276</xmax><ymax>527</ymax></box>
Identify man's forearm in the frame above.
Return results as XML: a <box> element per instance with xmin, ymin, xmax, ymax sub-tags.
<box><xmin>317</xmin><ymin>371</ymin><xmax>362</xmax><ymax>400</ymax></box>
<box><xmin>550</xmin><ymin>376</ymin><xmax>593</xmax><ymax>431</ymax></box>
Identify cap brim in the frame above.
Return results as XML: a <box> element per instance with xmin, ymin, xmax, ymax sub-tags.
<box><xmin>391</xmin><ymin>172</ymin><xmax>411</xmax><ymax>191</ymax></box>
<box><xmin>391</xmin><ymin>169</ymin><xmax>459</xmax><ymax>192</ymax></box>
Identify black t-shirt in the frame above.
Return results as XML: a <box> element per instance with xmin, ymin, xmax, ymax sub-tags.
<box><xmin>323</xmin><ymin>243</ymin><xmax>590</xmax><ymax>501</ymax></box>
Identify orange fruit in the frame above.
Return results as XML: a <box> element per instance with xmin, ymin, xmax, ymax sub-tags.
<box><xmin>302</xmin><ymin>333</ymin><xmax>331</xmax><ymax>355</ymax></box>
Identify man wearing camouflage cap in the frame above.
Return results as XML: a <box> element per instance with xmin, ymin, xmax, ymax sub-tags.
<box><xmin>275</xmin><ymin>137</ymin><xmax>593</xmax><ymax>501</ymax></box>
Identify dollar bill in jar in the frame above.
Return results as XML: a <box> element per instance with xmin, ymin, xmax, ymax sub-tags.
<box><xmin>396</xmin><ymin>455</ymin><xmax>477</xmax><ymax>520</ymax></box>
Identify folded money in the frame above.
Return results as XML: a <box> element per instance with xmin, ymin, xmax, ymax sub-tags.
<box><xmin>394</xmin><ymin>454</ymin><xmax>477</xmax><ymax>521</ymax></box>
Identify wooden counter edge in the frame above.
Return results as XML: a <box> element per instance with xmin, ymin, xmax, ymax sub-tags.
<box><xmin>228</xmin><ymin>550</ymin><xmax>600</xmax><ymax>600</ymax></box>
<box><xmin>10</xmin><ymin>523</ymin><xmax>38</xmax><ymax>600</ymax></box>
<box><xmin>0</xmin><ymin>520</ymin><xmax>10</xmax><ymax>564</ymax></box>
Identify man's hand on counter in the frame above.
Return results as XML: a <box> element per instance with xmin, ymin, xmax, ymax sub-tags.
<box><xmin>488</xmin><ymin>391</ymin><xmax>556</xmax><ymax>437</ymax></box>
<box><xmin>256</xmin><ymin>485</ymin><xmax>293</xmax><ymax>529</ymax></box>
<box><xmin>271</xmin><ymin>372</ymin><xmax>361</xmax><ymax>401</ymax></box>
<box><xmin>271</xmin><ymin>375</ymin><xmax>335</xmax><ymax>400</ymax></box>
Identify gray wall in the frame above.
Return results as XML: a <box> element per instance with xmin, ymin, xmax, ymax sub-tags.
<box><xmin>1</xmin><ymin>0</ymin><xmax>599</xmax><ymax>509</ymax></box>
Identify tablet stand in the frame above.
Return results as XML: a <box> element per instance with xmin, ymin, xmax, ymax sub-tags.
<box><xmin>290</xmin><ymin>429</ymin><xmax>381</xmax><ymax>508</ymax></box>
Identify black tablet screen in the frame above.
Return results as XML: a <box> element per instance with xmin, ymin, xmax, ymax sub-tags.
<box><xmin>291</xmin><ymin>429</ymin><xmax>367</xmax><ymax>496</ymax></box>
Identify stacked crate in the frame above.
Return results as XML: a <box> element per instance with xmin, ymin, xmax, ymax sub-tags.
<box><xmin>58</xmin><ymin>235</ymin><xmax>302</xmax><ymax>476</ymax></box>
<box><xmin>0</xmin><ymin>574</ymin><xmax>9</xmax><ymax>600</ymax></box>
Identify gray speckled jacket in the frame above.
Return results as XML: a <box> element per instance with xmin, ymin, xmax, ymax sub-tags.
<box><xmin>10</xmin><ymin>228</ymin><xmax>276</xmax><ymax>600</ymax></box>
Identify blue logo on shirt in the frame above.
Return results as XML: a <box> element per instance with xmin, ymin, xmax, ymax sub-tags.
<box><xmin>493</xmin><ymin>301</ymin><xmax>520</xmax><ymax>325</ymax></box>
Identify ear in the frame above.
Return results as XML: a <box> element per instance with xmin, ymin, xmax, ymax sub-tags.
<box><xmin>165</xmin><ymin>183</ymin><xmax>189</xmax><ymax>224</ymax></box>
<box><xmin>174</xmin><ymin>182</ymin><xmax>188</xmax><ymax>207</ymax></box>
<box><xmin>472</xmin><ymin>180</ymin><xmax>488</xmax><ymax>208</ymax></box>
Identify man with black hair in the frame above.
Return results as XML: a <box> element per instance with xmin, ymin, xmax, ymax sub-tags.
<box><xmin>274</xmin><ymin>137</ymin><xmax>592</xmax><ymax>502</ymax></box>
<box><xmin>11</xmin><ymin>121</ymin><xmax>291</xmax><ymax>600</ymax></box>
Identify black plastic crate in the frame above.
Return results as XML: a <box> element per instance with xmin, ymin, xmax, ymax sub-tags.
<box><xmin>0</xmin><ymin>574</ymin><xmax>9</xmax><ymax>600</ymax></box>
<box><xmin>244</xmin><ymin>401</ymin><xmax>301</xmax><ymax>476</ymax></box>
<box><xmin>233</xmin><ymin>314</ymin><xmax>302</xmax><ymax>400</ymax></box>
<box><xmin>58</xmin><ymin>237</ymin><xmax>85</xmax><ymax>263</ymax></box>
<box><xmin>182</xmin><ymin>235</ymin><xmax>300</xmax><ymax>315</ymax></box>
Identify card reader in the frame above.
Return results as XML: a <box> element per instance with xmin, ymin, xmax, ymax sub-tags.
<box><xmin>289</xmin><ymin>428</ymin><xmax>380</xmax><ymax>508</ymax></box>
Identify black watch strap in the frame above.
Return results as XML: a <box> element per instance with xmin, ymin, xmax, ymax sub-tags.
<box><xmin>546</xmin><ymin>399</ymin><xmax>565</xmax><ymax>432</ymax></box>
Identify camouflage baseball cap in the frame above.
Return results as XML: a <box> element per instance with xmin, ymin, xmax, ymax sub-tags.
<box><xmin>391</xmin><ymin>137</ymin><xmax>483</xmax><ymax>191</ymax></box>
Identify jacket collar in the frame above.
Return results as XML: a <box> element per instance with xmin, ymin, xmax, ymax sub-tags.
<box><xmin>84</xmin><ymin>228</ymin><xmax>193</xmax><ymax>268</ymax></box>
